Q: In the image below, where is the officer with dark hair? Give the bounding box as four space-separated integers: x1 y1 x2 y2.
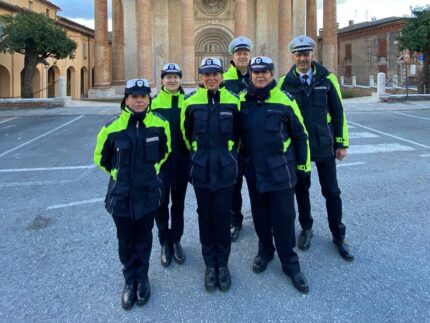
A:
240 56 311 293
278 35 354 261
94 79 171 309
223 36 253 241
181 57 240 293
152 63 188 267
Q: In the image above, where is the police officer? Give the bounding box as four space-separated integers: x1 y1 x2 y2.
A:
181 57 240 292
278 35 354 261
224 36 253 241
94 79 171 309
152 64 188 267
240 56 311 293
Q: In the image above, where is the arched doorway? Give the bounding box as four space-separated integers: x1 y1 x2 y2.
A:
195 25 234 81
47 65 60 98
0 65 11 98
80 67 88 97
67 66 76 98
20 67 41 98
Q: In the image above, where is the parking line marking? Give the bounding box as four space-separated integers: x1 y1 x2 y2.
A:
0 165 95 173
391 112 430 121
0 179 75 188
348 121 430 150
0 117 17 125
0 115 84 158
337 162 366 167
420 154 430 157
47 198 104 210
349 143 415 154
349 132 379 139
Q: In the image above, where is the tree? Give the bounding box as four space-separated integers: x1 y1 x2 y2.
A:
398 5 430 94
0 11 77 98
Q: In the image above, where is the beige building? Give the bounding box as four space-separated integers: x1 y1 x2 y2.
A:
91 0 338 98
0 0 96 99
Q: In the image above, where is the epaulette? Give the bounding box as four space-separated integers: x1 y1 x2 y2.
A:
151 111 167 121
225 88 239 99
185 90 197 99
281 90 296 101
104 115 120 127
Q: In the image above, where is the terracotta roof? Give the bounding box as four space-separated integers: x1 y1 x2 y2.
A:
37 0 60 10
57 16 94 37
338 17 406 34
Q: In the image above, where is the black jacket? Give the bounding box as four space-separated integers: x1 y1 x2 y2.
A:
223 62 250 95
94 107 171 220
239 83 311 193
278 62 349 161
181 86 240 192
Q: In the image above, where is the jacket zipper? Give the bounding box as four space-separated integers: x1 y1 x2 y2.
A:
280 122 292 187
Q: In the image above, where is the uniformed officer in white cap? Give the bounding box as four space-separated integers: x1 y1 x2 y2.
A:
278 35 354 262
181 56 240 293
224 36 253 242
240 55 311 293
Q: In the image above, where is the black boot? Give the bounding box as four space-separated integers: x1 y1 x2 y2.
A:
218 266 231 292
135 280 151 306
290 272 309 294
172 241 185 264
230 225 242 242
333 238 354 261
160 242 172 267
204 267 217 293
252 254 274 274
121 283 136 310
297 229 313 250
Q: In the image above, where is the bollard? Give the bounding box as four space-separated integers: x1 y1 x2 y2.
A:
340 76 344 86
352 76 356 86
377 73 385 97
369 75 375 87
57 76 66 98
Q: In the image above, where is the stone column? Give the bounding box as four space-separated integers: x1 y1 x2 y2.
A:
181 0 195 86
234 0 247 37
292 0 306 36
278 0 293 76
112 0 125 85
323 0 338 75
306 0 318 60
136 0 154 85
93 0 110 87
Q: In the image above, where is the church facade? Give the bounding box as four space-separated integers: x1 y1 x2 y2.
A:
91 0 338 97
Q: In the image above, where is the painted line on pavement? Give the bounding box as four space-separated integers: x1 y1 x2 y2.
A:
0 117 17 125
337 161 366 167
391 111 430 121
47 198 104 210
349 132 379 139
419 154 430 157
0 165 95 173
0 115 84 158
0 179 75 188
348 121 430 150
349 143 415 155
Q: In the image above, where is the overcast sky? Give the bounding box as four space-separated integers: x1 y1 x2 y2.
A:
52 0 429 31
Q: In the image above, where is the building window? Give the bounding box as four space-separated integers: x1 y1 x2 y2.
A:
82 42 88 59
377 39 387 58
345 66 352 78
345 43 352 60
46 9 50 17
29 1 33 10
